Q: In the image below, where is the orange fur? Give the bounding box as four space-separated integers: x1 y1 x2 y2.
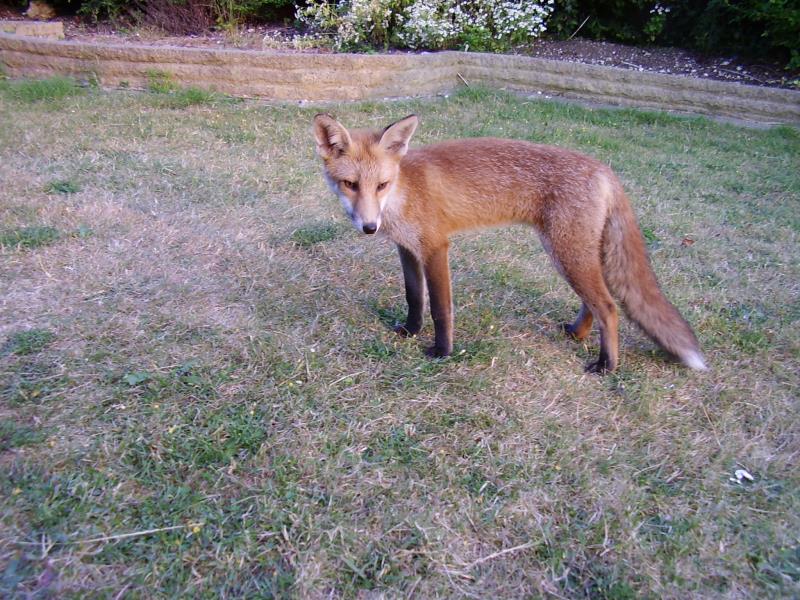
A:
313 114 706 372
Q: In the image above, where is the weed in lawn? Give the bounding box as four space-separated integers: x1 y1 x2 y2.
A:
1 328 55 356
145 69 179 94
44 179 80 194
0 226 60 249
640 225 661 247
85 70 101 89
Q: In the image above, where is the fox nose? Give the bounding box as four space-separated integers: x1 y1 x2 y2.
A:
362 222 378 235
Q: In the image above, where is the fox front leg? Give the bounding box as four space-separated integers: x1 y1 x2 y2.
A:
423 243 454 358
395 245 424 337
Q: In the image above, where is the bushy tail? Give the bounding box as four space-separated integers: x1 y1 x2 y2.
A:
602 186 707 370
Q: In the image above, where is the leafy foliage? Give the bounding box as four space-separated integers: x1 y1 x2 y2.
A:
550 0 800 70
687 0 800 70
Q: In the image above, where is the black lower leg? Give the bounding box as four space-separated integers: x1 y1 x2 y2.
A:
424 245 453 357
585 348 611 373
395 245 424 336
585 326 617 374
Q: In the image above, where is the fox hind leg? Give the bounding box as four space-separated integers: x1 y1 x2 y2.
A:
561 302 593 341
573 281 619 373
546 241 619 373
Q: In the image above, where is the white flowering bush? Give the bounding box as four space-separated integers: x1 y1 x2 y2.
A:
297 0 407 49
297 0 554 51
487 0 553 42
395 0 460 49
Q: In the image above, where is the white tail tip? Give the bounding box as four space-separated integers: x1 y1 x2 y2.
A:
682 350 708 371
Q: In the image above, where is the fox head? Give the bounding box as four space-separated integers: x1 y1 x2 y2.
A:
313 114 418 235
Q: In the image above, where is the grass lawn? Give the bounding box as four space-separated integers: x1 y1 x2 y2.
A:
1 77 798 598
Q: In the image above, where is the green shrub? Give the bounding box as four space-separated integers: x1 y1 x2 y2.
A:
549 0 653 44
550 0 800 71
685 0 800 71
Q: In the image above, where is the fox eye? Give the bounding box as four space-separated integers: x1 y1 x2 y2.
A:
377 181 389 192
342 180 358 191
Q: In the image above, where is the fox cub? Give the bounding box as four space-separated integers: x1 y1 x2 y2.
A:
313 113 706 373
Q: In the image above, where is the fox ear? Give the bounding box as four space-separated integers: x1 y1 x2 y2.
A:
313 114 352 159
379 114 418 157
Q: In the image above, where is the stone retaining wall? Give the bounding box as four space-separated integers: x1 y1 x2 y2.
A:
462 53 800 124
0 21 63 39
1 32 798 124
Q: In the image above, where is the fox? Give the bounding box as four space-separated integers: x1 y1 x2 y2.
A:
312 113 707 373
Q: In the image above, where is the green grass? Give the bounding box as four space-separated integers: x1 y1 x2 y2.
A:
145 69 179 94
144 70 226 108
1 329 55 356
0 226 60 249
0 76 83 102
290 221 348 247
0 419 46 451
148 86 228 110
45 179 80 194
1 83 798 598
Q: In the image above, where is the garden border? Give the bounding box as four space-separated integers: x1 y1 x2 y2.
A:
1 32 798 124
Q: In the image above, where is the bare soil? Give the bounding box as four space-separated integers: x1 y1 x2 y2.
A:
523 38 798 89
2 10 798 89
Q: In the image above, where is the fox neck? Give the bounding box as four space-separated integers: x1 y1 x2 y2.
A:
379 179 423 258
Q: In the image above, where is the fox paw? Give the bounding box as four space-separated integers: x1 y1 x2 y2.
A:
560 322 579 339
425 345 450 358
561 322 590 341
585 357 615 374
393 323 420 338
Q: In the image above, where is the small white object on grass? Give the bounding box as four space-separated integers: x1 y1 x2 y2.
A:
729 468 754 483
